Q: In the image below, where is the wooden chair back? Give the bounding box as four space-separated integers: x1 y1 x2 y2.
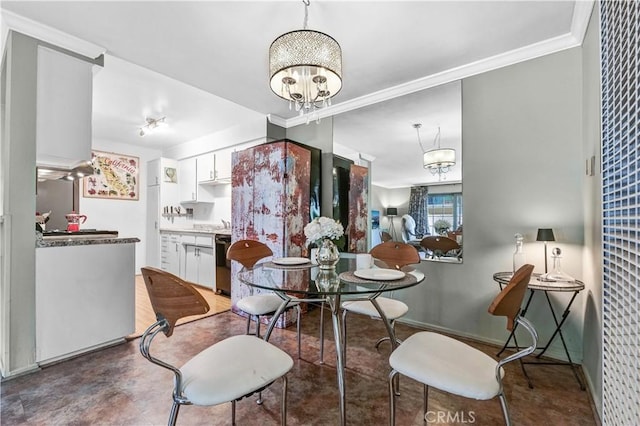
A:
370 241 420 270
488 264 534 331
420 235 460 254
380 231 392 242
227 239 273 268
140 267 210 337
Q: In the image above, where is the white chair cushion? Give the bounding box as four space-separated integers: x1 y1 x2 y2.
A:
236 294 285 316
342 297 408 320
180 335 294 406
389 332 504 400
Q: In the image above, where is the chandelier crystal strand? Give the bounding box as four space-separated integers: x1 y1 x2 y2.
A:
269 0 342 117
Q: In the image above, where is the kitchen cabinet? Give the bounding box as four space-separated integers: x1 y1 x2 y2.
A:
36 46 94 169
183 234 216 290
160 233 181 276
196 153 216 182
146 185 160 267
215 149 233 181
179 157 215 203
146 158 179 268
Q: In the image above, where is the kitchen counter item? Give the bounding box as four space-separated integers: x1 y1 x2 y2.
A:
65 211 87 231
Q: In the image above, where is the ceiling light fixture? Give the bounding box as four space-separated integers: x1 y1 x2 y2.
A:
139 116 166 137
269 0 342 120
415 123 456 181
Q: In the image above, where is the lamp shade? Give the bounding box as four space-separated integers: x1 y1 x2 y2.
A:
536 228 556 242
423 148 456 169
386 207 398 216
269 30 342 107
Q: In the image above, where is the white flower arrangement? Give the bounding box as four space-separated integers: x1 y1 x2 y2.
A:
304 216 344 247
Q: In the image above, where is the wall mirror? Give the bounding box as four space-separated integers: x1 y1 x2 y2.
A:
332 80 463 263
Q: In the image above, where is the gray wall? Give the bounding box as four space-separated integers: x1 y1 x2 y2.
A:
398 47 586 364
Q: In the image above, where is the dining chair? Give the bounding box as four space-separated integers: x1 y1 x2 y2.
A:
388 264 537 426
139 266 293 426
321 242 420 363
419 235 461 259
227 240 303 358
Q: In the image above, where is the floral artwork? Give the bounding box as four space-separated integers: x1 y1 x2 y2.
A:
83 150 139 200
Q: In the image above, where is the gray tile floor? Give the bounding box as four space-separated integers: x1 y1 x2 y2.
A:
1 308 597 425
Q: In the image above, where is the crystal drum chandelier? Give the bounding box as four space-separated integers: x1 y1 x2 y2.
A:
269 0 342 116
415 124 456 181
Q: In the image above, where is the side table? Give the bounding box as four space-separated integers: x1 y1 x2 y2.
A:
493 271 585 390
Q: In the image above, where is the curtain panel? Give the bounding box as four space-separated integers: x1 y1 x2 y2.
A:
408 186 429 236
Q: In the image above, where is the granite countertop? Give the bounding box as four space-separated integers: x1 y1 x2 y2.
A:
36 234 140 248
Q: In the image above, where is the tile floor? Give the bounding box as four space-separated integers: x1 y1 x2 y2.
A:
1 307 598 425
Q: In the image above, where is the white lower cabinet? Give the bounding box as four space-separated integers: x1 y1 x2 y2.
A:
160 233 181 276
161 231 216 289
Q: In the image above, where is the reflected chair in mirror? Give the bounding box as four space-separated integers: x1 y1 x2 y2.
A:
139 267 294 426
334 242 421 362
400 214 419 243
388 264 537 426
227 240 304 358
381 231 393 242
420 235 461 260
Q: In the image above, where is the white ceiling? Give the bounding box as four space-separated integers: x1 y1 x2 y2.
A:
1 1 590 187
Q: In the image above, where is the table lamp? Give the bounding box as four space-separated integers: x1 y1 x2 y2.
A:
536 228 555 273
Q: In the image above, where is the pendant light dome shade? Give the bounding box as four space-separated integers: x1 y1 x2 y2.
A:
269 29 342 112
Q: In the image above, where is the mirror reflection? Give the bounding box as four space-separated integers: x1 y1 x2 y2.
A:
332 80 462 263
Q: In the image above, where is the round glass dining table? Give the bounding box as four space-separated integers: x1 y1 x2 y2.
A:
238 257 425 426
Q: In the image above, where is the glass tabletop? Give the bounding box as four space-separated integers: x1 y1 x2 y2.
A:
238 257 424 296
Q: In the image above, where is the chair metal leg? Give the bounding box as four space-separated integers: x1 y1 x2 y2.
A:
319 303 325 364
231 400 236 425
389 370 399 426
245 315 252 335
281 375 288 426
168 402 180 426
296 305 302 359
423 384 429 423
498 392 512 426
256 316 261 339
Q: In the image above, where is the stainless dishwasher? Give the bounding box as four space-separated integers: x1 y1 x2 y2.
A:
214 234 231 296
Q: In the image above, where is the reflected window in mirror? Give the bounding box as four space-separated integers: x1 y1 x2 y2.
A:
427 193 462 237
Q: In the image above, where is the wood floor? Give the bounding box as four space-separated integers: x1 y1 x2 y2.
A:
130 274 231 338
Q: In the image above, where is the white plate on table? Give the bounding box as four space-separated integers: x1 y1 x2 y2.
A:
354 268 405 281
273 257 311 266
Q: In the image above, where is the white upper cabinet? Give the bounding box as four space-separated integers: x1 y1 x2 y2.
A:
215 149 232 181
36 46 94 169
196 153 216 182
179 157 214 203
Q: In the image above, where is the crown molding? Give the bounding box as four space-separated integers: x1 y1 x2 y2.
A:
570 1 596 45
284 2 594 129
1 10 105 58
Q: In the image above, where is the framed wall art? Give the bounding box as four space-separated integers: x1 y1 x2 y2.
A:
83 150 139 200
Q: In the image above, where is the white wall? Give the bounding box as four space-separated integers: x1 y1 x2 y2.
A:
79 139 161 272
579 7 602 417
395 47 586 363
